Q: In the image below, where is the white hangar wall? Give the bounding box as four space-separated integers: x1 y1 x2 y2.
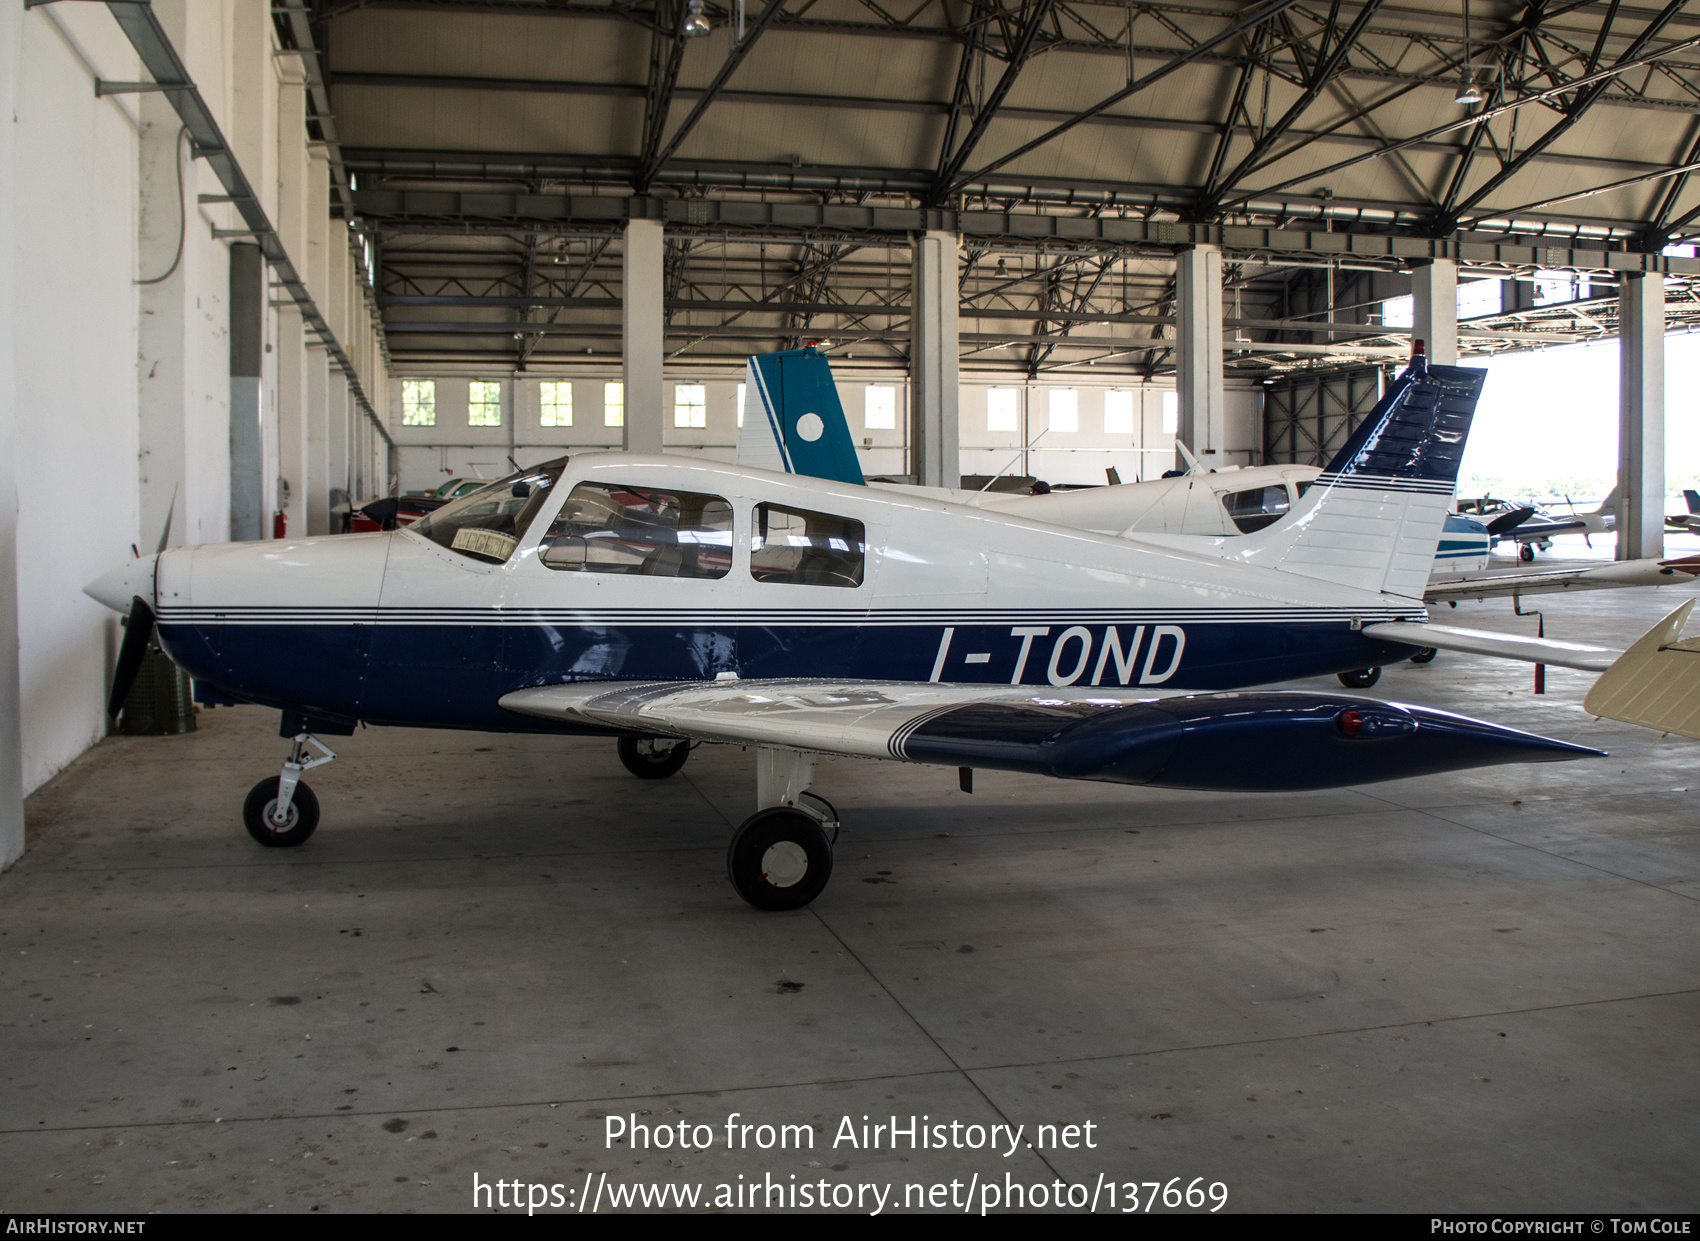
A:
386 368 1264 493
0 0 389 869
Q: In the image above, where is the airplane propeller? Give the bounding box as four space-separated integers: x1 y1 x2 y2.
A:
109 489 174 719
108 596 156 719
1484 506 1535 536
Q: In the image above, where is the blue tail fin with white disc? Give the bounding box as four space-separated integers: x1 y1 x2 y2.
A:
736 345 865 486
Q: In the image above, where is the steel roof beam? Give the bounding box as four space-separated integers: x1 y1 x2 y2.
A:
636 0 787 191
930 0 1058 204
1445 0 1691 229
948 0 1306 196
1198 0 1386 213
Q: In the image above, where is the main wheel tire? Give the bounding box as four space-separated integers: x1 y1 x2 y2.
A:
1337 667 1382 688
726 808 833 911
617 736 691 779
1519 543 1536 562
243 777 320 848
1409 647 1438 665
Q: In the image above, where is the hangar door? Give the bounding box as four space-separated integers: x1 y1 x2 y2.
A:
1262 367 1385 467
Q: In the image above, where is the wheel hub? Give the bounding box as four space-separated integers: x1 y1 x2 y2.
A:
761 840 810 888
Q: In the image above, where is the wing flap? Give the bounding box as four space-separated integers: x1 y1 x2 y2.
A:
1362 621 1617 671
1583 599 1700 739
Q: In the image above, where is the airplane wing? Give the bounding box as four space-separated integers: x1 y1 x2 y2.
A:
499 679 1595 791
1424 555 1700 603
1360 622 1618 671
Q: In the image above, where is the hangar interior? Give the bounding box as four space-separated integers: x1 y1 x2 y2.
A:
1 0 1698 1213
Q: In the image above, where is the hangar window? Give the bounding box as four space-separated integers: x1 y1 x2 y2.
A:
604 382 624 427
469 381 502 427
1047 388 1078 433
1104 389 1135 435
864 385 896 430
414 460 566 564
750 504 865 588
986 388 1018 432
539 482 732 578
1161 391 1178 434
402 380 436 427
674 384 707 428
540 381 572 427
737 383 746 428
1220 484 1291 533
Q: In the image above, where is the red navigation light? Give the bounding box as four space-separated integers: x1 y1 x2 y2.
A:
1412 338 1425 357
1337 709 1364 736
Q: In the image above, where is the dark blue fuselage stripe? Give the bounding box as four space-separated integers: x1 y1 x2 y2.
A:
159 619 1424 734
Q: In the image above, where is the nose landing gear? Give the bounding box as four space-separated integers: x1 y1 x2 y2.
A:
243 732 336 847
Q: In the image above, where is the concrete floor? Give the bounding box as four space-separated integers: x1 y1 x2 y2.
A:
3 568 1698 1214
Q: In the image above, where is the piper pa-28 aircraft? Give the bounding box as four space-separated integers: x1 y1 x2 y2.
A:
83 348 1692 911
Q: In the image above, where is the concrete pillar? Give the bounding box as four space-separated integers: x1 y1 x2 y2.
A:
327 378 350 519
305 350 330 536
304 150 331 535
1174 244 1224 470
1409 258 1458 366
276 307 309 539
0 0 24 870
622 217 665 453
910 230 961 488
1618 272 1665 561
229 243 265 541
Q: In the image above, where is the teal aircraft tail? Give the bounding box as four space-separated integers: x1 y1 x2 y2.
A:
736 345 865 486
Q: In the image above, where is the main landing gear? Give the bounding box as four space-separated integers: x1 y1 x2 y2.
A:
615 737 839 910
243 732 335 847
616 735 691 779
1337 667 1382 688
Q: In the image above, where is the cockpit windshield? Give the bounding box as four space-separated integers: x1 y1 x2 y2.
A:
412 458 567 564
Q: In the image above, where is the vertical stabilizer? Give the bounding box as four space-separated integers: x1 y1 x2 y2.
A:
735 346 865 485
1229 353 1485 600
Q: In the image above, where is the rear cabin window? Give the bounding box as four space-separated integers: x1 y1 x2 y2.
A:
750 504 865 588
539 482 732 578
1220 484 1291 533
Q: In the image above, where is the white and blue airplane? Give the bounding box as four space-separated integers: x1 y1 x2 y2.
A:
89 348 1655 911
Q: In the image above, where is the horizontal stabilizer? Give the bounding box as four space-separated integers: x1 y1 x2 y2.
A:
1424 556 1700 603
501 679 1598 791
1583 599 1700 738
1361 621 1617 671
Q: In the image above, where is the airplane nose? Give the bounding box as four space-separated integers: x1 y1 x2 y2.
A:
84 554 159 613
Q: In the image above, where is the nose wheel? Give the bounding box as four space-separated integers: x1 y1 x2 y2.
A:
243 731 335 847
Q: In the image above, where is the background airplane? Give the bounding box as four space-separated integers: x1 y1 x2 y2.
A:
740 349 1699 655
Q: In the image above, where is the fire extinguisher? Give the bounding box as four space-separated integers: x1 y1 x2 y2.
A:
273 511 287 539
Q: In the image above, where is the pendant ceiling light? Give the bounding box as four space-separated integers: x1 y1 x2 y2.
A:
683 0 711 38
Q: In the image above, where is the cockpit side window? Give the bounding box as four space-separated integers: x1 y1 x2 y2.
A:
413 459 566 563
538 482 732 578
750 504 865 587
1220 484 1291 534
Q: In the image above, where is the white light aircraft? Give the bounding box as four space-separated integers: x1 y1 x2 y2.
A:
88 349 1693 910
